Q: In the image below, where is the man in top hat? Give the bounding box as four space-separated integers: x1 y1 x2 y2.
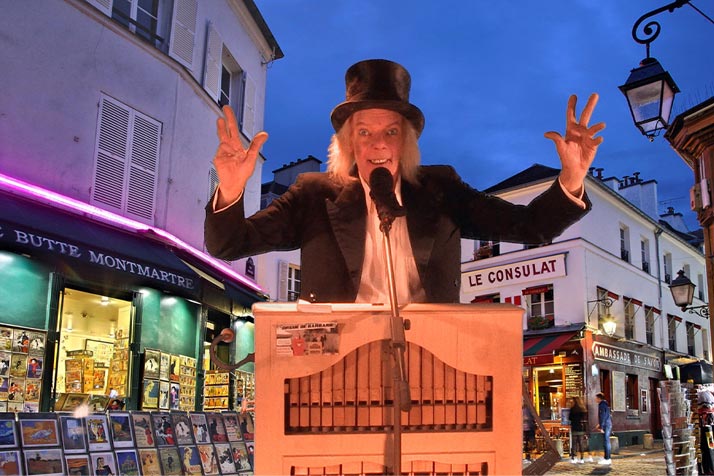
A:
205 59 604 304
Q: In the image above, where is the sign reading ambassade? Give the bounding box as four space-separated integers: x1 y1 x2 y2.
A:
462 253 567 293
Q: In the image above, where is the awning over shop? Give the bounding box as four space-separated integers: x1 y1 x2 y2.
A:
524 331 579 357
0 182 265 305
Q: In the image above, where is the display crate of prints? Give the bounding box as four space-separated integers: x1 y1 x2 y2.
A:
179 355 197 411
203 371 229 410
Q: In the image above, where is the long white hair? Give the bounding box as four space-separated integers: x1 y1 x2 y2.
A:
326 114 421 185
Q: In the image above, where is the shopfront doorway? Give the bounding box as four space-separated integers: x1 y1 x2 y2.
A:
52 288 135 409
534 365 564 421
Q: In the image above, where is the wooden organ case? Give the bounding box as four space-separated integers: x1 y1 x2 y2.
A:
253 302 523 475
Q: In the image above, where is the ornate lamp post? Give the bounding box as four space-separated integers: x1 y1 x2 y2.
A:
669 269 710 318
619 0 713 140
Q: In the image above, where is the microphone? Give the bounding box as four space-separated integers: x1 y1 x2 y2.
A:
369 167 405 227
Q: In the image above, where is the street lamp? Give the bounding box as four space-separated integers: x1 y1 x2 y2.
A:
619 57 679 141
618 0 693 140
669 269 710 318
587 298 617 337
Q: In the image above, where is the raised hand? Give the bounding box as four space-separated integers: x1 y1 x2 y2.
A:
544 93 605 195
213 105 269 207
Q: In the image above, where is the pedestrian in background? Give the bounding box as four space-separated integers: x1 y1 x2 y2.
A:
595 392 612 465
569 396 592 463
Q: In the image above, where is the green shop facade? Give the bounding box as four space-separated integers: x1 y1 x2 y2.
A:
0 181 264 413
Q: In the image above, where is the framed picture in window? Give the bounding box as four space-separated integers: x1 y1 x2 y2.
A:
641 389 649 413
84 340 113 365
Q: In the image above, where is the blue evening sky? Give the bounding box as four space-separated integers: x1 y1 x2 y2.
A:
255 0 714 230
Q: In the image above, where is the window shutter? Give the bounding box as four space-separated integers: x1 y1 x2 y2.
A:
168 0 197 69
278 260 288 301
126 113 161 222
241 73 256 138
92 95 161 224
85 0 113 16
202 22 222 101
92 97 130 214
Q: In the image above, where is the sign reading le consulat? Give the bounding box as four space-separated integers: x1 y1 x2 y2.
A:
462 253 567 293
592 341 662 372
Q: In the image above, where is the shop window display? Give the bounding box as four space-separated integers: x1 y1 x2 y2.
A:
53 289 133 410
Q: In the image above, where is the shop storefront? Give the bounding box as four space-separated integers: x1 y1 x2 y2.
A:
588 334 665 443
0 184 265 413
523 324 585 455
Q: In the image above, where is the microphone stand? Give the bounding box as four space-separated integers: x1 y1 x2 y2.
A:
378 213 411 476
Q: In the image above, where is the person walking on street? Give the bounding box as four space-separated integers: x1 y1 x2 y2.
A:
569 396 590 464
595 392 612 465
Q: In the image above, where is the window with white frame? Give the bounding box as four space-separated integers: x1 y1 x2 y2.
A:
91 95 161 224
704 329 710 360
645 307 655 346
86 0 197 68
687 322 696 356
112 0 162 44
620 226 630 262
640 238 650 273
667 315 677 351
278 261 301 302
624 300 635 340
663 253 672 284
203 23 256 138
596 287 613 332
475 240 500 259
698 274 706 301
527 286 554 329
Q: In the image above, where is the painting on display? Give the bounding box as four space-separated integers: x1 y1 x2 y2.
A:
130 412 155 448
115 449 141 476
108 412 134 448
0 450 21 475
59 415 87 454
64 453 91 475
86 414 112 452
159 353 170 382
19 414 60 447
143 349 160 380
24 448 64 476
158 446 182 475
170 413 193 446
89 451 117 476
179 445 202 474
138 448 161 475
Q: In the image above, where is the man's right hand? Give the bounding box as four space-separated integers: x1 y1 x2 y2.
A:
213 105 268 208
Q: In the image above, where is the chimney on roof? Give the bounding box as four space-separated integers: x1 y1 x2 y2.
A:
595 168 604 179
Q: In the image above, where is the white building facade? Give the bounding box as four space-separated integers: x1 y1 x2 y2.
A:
0 0 282 411
461 165 709 445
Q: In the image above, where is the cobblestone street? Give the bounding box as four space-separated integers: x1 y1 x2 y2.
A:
536 441 667 475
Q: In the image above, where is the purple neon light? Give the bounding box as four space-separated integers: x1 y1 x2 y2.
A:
0 172 265 294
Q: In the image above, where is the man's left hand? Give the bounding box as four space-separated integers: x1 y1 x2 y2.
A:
545 93 605 195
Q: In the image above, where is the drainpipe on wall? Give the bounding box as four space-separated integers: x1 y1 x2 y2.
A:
654 227 665 349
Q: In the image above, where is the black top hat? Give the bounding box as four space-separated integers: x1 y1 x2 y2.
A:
330 59 425 136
